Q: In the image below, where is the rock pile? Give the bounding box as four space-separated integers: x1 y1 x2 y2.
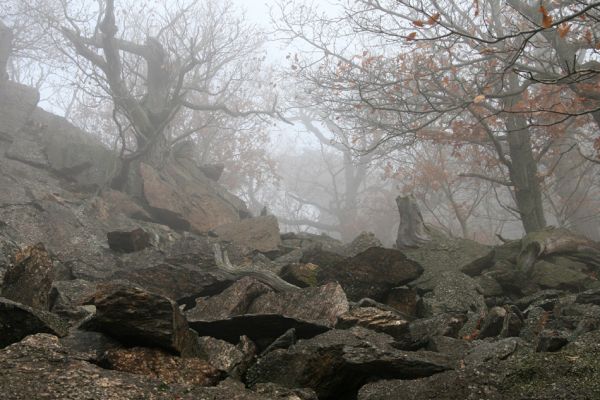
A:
1 81 600 399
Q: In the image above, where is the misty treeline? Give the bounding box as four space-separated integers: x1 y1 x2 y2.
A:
1 0 600 244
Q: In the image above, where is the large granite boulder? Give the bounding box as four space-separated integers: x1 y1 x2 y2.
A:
0 81 39 140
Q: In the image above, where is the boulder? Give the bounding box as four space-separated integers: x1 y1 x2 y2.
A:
213 215 282 253
247 282 349 328
49 279 97 321
186 276 273 321
318 247 423 302
343 231 382 256
101 347 222 385
109 262 232 305
59 329 122 363
107 228 151 253
187 279 348 349
0 81 39 139
336 307 410 339
139 162 242 233
1 243 55 310
197 335 256 379
80 283 200 357
418 272 486 318
406 313 468 348
279 263 320 288
530 260 591 290
0 298 68 348
535 329 569 352
246 327 451 399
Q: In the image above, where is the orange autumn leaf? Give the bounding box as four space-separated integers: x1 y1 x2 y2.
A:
585 29 593 44
428 13 441 25
539 5 553 28
596 42 600 50
557 23 571 38
412 20 424 27
406 32 417 41
473 94 486 104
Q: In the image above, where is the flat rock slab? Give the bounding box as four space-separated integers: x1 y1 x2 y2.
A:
0 297 68 348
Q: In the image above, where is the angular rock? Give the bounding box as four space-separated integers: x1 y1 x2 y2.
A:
343 231 382 256
319 247 423 302
199 163 225 181
49 279 97 321
110 262 232 306
247 282 349 328
187 279 347 349
418 272 486 318
197 335 256 379
107 228 151 253
80 283 200 356
407 313 468 348
1 243 54 310
0 297 68 348
530 260 590 290
279 263 320 288
59 329 122 363
478 306 507 339
187 276 273 321
464 337 521 365
385 286 418 317
246 327 451 399
535 329 569 352
336 307 410 340
139 162 241 232
102 347 222 385
213 215 282 253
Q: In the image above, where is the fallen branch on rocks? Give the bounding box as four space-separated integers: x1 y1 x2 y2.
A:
212 244 300 292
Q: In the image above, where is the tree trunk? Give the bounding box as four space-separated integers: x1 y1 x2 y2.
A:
396 195 431 249
504 76 547 233
0 20 11 81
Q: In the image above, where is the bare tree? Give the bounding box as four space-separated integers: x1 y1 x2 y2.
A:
11 0 285 195
275 0 600 234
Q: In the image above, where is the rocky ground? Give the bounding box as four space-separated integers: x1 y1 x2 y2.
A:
2 81 600 399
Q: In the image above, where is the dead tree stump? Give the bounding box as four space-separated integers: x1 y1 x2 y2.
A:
395 194 431 249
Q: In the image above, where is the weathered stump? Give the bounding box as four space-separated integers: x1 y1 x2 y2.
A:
395 195 431 249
